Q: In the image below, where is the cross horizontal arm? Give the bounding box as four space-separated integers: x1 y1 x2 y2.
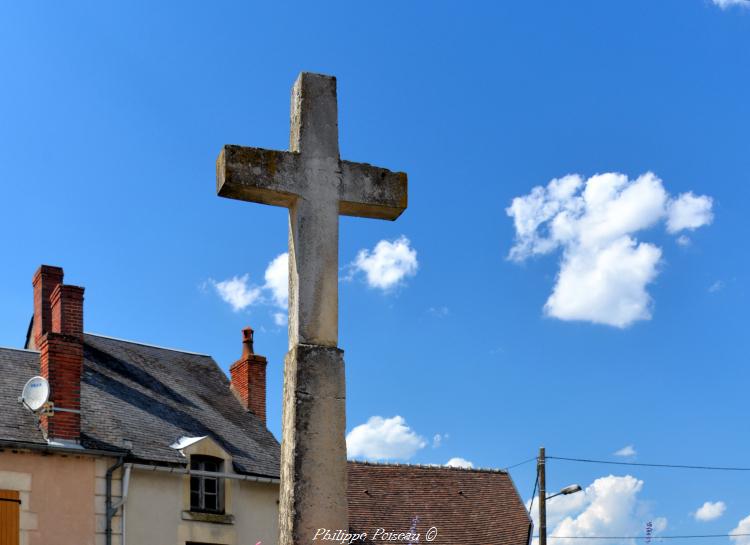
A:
339 161 408 220
217 145 302 207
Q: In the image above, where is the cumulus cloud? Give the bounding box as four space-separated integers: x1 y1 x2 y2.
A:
352 236 418 290
527 475 667 545
713 0 750 8
544 237 662 327
694 501 726 522
211 274 262 312
209 253 289 323
667 192 714 233
446 457 473 468
614 445 637 457
346 416 427 461
507 172 713 327
731 514 750 545
264 252 288 308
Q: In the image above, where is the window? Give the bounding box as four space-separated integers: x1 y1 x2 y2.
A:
190 456 224 513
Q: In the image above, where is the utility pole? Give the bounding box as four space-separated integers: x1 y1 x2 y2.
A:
539 446 547 545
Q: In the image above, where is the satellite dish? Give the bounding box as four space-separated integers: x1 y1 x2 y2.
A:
21 376 49 411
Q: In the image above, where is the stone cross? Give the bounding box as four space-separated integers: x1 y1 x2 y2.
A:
216 72 408 545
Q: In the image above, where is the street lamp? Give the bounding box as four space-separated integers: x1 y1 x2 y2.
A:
546 484 583 501
538 448 583 545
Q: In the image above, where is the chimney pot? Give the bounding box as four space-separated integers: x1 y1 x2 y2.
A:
230 326 267 424
32 265 64 346
242 327 254 357
51 284 85 339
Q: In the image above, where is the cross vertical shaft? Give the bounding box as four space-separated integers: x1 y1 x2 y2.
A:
287 73 341 347
282 74 346 543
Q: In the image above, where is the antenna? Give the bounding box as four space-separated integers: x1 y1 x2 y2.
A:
19 376 50 412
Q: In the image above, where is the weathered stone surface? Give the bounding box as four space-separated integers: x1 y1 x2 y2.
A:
217 146 301 207
217 148 408 221
215 72 409 545
339 160 408 220
279 344 347 545
290 73 339 159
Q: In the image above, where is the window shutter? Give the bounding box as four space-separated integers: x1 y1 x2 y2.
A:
0 490 20 545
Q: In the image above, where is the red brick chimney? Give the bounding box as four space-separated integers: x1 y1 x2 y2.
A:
229 327 267 424
32 265 63 348
32 265 85 442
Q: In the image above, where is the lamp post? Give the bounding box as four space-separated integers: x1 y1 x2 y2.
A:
538 447 582 545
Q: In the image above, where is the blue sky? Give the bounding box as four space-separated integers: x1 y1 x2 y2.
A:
1 1 749 543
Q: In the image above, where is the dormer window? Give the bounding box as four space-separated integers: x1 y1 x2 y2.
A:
190 455 224 513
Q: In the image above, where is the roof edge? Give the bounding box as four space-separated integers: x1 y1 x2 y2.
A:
346 459 509 474
0 439 125 458
130 459 279 480
0 345 40 354
85 332 212 357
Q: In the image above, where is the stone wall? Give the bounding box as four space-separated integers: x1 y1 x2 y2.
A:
0 449 99 545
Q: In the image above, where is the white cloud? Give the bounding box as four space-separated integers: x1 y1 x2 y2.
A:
709 280 725 293
211 274 262 312
713 0 750 9
428 306 450 317
507 172 713 328
544 237 662 327
352 236 418 290
527 475 667 545
446 457 473 468
667 192 714 233
346 416 427 461
731 514 750 545
694 501 726 522
210 252 289 321
614 445 637 457
264 252 288 308
432 434 443 448
677 235 692 247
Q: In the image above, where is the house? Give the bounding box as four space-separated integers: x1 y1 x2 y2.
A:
1 265 279 545
0 265 531 545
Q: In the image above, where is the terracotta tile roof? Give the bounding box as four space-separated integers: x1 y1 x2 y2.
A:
347 461 532 545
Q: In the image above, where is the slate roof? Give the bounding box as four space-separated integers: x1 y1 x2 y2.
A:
0 346 48 446
0 333 280 478
347 461 532 545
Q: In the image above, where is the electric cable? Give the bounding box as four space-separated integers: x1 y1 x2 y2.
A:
547 456 750 472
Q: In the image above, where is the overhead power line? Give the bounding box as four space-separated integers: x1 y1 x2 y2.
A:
532 533 750 540
548 456 750 472
505 456 538 471
528 470 539 515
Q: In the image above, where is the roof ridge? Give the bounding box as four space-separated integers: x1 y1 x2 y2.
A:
0 345 40 354
85 332 212 357
347 459 508 474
